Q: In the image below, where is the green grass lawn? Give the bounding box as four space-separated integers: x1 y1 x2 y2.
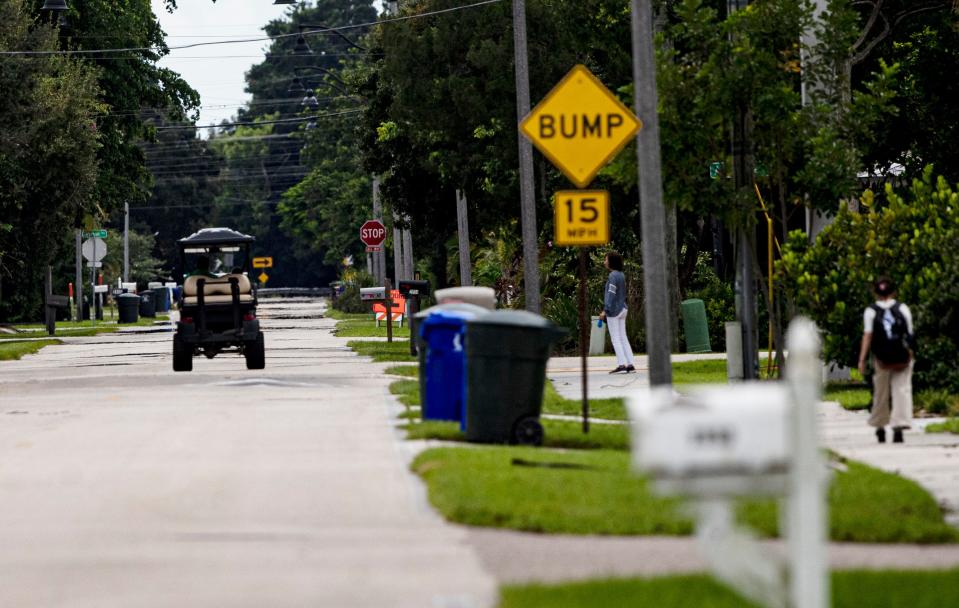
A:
335 318 411 338
671 359 873 411
412 447 958 543
390 379 419 407
823 383 872 410
406 419 630 450
672 358 727 384
346 340 416 362
926 418 959 434
412 447 689 535
0 340 61 361
3 313 167 340
500 570 959 608
322 309 367 321
542 381 626 419
384 364 418 377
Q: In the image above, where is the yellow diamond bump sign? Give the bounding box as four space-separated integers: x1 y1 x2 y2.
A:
521 65 641 188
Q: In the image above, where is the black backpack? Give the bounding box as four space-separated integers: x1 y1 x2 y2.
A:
869 303 914 366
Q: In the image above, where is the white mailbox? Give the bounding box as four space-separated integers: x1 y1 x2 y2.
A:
627 384 791 497
360 286 387 301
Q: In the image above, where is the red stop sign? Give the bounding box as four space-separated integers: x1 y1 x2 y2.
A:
360 220 387 246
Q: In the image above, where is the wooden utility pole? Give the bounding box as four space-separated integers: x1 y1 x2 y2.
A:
372 176 386 285
392 212 404 283
402 223 414 281
631 0 673 386
512 0 540 313
728 0 758 380
455 190 473 286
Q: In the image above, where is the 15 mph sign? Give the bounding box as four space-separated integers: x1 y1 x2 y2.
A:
521 65 641 188
360 220 386 252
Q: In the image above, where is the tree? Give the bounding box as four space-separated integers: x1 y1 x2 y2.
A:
33 0 204 214
780 168 959 391
856 8 959 183
0 0 101 320
214 0 377 286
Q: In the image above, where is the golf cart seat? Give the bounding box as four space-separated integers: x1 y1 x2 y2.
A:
182 274 254 306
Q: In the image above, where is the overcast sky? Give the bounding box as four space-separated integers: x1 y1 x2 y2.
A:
151 0 296 130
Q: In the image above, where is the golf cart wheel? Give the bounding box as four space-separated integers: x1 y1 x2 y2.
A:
245 332 265 370
512 416 544 446
172 335 193 372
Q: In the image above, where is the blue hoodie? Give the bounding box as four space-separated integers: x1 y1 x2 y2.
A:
604 270 627 317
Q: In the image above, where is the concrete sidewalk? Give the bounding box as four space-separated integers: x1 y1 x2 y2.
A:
547 353 725 399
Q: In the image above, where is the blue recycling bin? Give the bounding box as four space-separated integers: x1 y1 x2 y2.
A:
420 311 478 426
153 286 171 313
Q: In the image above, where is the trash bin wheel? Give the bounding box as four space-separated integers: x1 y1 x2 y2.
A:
172 334 193 372
512 416 544 446
245 332 265 370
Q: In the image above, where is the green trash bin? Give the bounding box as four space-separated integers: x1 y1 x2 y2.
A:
681 298 711 353
464 310 566 446
414 303 489 412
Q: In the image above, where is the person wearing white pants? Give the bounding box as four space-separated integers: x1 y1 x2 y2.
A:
598 251 635 373
858 276 915 444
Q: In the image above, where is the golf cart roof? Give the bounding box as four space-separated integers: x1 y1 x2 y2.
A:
178 227 255 247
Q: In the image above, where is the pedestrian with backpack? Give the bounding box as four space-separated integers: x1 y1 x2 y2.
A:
857 277 916 443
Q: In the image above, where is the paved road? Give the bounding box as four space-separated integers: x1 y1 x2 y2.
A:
0 298 495 608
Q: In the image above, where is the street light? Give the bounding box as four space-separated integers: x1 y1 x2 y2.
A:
300 89 319 110
287 77 307 95
41 0 69 11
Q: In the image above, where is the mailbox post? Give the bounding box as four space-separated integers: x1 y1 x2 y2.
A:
627 317 827 608
360 283 393 343
398 279 430 355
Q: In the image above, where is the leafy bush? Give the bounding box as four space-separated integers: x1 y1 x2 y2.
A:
332 269 375 314
915 389 954 416
780 168 959 391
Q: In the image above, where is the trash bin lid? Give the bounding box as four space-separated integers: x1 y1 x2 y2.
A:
117 293 139 301
414 303 489 320
467 310 557 329
434 286 496 310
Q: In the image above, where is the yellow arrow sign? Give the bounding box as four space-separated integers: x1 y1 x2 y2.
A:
553 190 610 247
258 272 269 284
253 256 273 268
521 65 641 188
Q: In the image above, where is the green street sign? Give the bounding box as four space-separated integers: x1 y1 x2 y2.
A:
709 162 723 180
82 229 107 238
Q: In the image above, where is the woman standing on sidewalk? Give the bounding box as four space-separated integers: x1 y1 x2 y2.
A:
598 251 635 374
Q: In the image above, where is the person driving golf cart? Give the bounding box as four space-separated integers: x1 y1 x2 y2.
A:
172 228 264 372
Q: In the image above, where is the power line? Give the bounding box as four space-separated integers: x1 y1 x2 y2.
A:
131 199 288 211
152 108 364 130
0 0 504 56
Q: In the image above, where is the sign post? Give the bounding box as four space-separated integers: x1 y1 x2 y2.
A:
81 236 107 328
521 65 634 434
553 191 610 433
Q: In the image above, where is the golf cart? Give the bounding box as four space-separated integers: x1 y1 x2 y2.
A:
172 227 264 371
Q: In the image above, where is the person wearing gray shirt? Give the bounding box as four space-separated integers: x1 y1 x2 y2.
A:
598 251 635 374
